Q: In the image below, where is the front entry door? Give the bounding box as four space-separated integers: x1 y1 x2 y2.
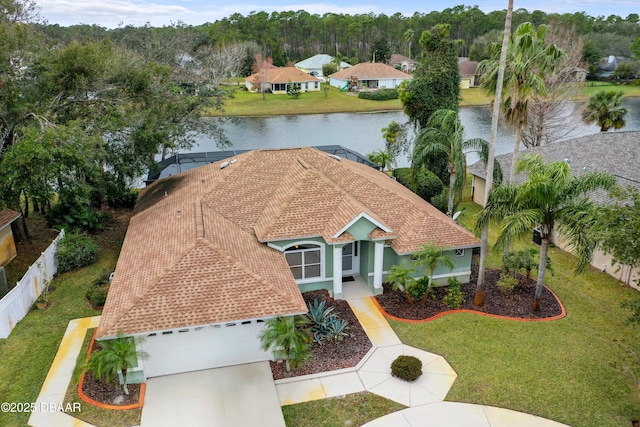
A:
342 242 360 275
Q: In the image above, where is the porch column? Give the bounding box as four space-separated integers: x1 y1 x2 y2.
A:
373 241 384 292
332 244 344 299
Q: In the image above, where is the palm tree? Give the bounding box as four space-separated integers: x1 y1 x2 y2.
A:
404 28 415 59
386 263 417 304
475 153 616 311
479 22 565 181
85 334 149 395
367 149 395 172
581 90 627 132
412 109 498 217
411 243 455 302
476 0 513 307
259 316 312 372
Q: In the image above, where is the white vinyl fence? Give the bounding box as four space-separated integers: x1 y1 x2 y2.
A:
0 229 65 338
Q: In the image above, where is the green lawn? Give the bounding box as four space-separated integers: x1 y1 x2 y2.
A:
0 251 114 427
213 82 640 117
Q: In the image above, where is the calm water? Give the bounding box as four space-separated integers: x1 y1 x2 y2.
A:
190 98 640 167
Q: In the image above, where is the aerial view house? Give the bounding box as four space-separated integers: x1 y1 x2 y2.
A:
388 54 418 73
468 131 640 286
97 147 478 379
328 62 413 90
0 209 21 267
245 67 322 94
294 54 351 77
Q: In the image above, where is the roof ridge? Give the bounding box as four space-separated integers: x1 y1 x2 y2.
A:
98 240 203 337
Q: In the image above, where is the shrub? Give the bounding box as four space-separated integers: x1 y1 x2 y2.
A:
442 280 465 309
305 299 349 344
358 88 398 101
430 188 458 215
86 275 110 308
56 233 99 273
47 205 111 234
391 355 422 382
393 167 443 202
496 273 518 294
409 276 431 301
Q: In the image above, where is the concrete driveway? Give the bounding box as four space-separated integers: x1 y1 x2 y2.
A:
141 362 285 427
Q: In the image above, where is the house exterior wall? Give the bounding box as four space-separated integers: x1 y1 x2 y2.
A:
471 175 488 206
329 77 348 89
0 225 17 267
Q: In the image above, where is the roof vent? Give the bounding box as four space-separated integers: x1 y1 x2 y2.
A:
164 191 168 197
220 161 229 169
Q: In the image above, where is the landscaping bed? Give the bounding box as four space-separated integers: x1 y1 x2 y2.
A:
376 266 563 321
270 290 372 380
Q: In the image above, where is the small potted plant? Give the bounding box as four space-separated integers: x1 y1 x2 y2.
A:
35 294 48 310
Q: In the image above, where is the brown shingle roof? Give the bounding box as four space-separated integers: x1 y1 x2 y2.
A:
246 67 321 84
98 147 477 338
0 209 20 230
458 60 478 77
329 62 413 80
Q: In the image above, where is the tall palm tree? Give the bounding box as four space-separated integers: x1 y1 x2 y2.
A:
412 109 498 217
475 153 616 312
85 334 148 395
367 149 395 172
479 22 566 181
476 0 513 307
581 90 628 132
404 28 415 59
259 316 311 372
411 243 455 302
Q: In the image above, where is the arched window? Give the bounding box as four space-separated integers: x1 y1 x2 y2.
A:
284 244 321 280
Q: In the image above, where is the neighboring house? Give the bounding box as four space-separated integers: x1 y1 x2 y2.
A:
328 62 413 90
572 67 588 82
596 56 633 78
97 147 478 379
0 209 21 267
294 54 351 77
245 67 322 94
388 54 418 73
458 59 479 89
468 131 640 287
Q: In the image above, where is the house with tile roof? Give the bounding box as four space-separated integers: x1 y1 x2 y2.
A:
0 209 21 267
468 131 640 287
294 54 351 77
245 67 322 94
328 62 412 90
98 147 478 379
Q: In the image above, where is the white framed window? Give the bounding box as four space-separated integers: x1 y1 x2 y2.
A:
285 244 322 280
454 248 464 257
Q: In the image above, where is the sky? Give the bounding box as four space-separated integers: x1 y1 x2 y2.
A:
35 0 639 29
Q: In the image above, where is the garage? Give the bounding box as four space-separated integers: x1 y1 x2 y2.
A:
139 319 271 378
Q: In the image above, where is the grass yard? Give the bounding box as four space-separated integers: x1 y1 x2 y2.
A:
282 392 406 427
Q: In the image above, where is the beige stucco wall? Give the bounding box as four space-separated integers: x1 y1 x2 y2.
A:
0 226 17 267
471 175 487 206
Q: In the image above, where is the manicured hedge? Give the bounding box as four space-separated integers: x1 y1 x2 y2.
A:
393 167 443 203
357 89 398 100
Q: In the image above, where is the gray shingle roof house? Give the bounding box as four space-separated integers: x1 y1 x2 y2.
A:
468 131 640 286
98 147 478 379
294 54 351 77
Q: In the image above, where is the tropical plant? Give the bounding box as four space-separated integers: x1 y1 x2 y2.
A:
286 81 301 98
84 333 148 395
404 28 415 59
259 316 312 372
412 109 500 217
442 280 465 309
367 149 395 172
304 299 349 344
411 243 455 302
496 274 518 294
581 90 628 132
475 153 616 311
479 22 566 180
386 263 417 304
408 276 431 302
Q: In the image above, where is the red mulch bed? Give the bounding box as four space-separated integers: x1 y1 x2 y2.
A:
270 290 372 380
375 266 563 321
81 342 141 406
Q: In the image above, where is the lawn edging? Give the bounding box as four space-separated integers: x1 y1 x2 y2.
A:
371 285 566 324
77 329 146 410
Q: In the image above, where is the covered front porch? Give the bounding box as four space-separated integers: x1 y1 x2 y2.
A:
331 240 386 299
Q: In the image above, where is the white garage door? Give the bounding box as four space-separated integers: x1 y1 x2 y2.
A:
140 320 271 378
